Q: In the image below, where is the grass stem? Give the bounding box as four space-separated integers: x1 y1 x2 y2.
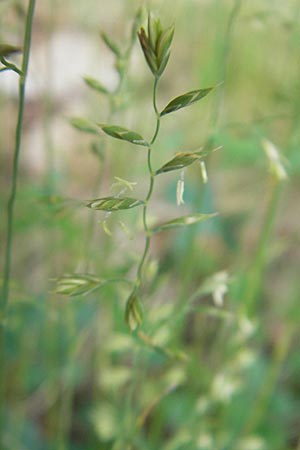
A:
0 0 36 443
135 78 160 288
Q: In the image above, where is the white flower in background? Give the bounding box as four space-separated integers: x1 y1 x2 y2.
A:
262 138 288 181
212 271 229 307
176 170 185 205
211 372 240 402
196 271 230 307
212 282 227 307
200 160 208 184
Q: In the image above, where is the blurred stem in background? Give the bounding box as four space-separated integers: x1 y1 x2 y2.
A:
243 325 293 435
43 0 57 195
0 0 36 443
229 2 300 446
54 11 142 449
242 180 282 316
99 60 161 449
241 0 300 317
56 303 75 450
1 0 36 324
83 9 141 269
209 0 242 136
176 0 242 325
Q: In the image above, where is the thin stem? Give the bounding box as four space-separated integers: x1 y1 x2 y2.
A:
135 78 160 287
0 0 36 442
242 328 293 435
152 77 159 117
243 182 282 315
1 0 35 312
150 118 160 147
43 0 57 195
240 4 300 314
136 236 151 284
175 0 242 323
56 303 74 450
209 0 242 134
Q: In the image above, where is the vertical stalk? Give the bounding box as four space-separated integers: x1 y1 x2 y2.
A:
56 303 74 450
0 0 36 442
135 77 160 288
43 0 57 195
241 0 300 317
209 0 242 133
122 77 160 448
176 0 242 318
243 181 282 315
83 21 139 268
229 3 300 447
79 16 143 449
243 327 293 435
2 0 36 309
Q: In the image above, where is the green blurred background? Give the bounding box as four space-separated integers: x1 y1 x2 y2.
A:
1 0 300 449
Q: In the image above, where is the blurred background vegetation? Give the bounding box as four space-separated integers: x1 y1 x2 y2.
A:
1 0 300 449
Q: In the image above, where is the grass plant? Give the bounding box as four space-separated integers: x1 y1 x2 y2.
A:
57 13 218 333
0 0 36 444
0 1 299 449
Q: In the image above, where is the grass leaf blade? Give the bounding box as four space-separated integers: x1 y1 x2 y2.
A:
98 124 149 147
70 117 99 134
160 88 214 117
151 212 218 233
